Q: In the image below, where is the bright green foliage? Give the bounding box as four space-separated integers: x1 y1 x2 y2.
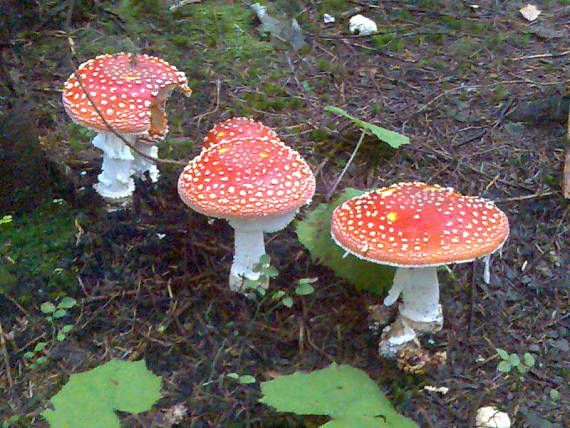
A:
24 296 77 367
295 278 317 295
42 359 162 428
244 254 279 295
296 188 394 293
259 364 419 427
496 348 535 375
324 106 410 148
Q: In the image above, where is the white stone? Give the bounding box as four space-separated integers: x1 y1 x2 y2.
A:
349 15 378 35
476 406 511 428
323 13 335 24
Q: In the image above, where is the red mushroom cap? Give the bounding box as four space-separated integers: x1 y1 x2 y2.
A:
62 53 191 141
331 182 509 267
178 136 315 219
202 117 279 150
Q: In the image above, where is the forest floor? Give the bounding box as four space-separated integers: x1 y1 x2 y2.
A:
0 0 568 427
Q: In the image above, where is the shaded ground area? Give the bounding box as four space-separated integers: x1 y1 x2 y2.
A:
1 0 568 427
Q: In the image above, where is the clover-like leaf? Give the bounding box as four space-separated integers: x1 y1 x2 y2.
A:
58 297 77 309
523 353 535 368
42 359 162 428
509 354 520 366
495 348 509 361
296 188 394 293
40 302 56 314
259 364 418 427
325 106 410 148
497 361 512 373
295 281 315 296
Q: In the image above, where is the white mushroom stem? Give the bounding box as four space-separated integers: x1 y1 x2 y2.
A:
384 267 442 325
380 267 443 357
228 211 298 293
131 141 160 183
92 132 160 202
229 227 267 292
92 132 135 200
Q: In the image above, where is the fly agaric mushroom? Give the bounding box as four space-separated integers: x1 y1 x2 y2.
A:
330 182 509 357
178 135 315 292
202 117 278 151
62 53 191 205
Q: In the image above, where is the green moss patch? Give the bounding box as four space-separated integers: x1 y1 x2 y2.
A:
0 200 78 303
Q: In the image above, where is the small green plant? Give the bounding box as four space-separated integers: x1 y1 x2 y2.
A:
245 257 317 314
1 415 20 428
0 215 12 225
42 359 161 428
23 297 77 367
227 372 257 384
295 277 317 296
496 348 535 375
259 364 419 427
244 254 279 295
549 388 559 403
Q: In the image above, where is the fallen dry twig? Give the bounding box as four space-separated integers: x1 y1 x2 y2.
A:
562 104 570 199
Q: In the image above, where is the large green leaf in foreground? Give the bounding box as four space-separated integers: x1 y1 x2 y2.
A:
296 188 394 293
259 364 419 427
42 359 161 428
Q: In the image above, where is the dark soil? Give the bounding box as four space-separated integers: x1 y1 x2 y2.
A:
1 1 568 427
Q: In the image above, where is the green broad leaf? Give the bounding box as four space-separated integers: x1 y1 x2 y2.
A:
497 361 512 373
56 332 66 341
295 282 315 296
227 373 240 379
239 375 257 384
23 352 35 359
52 309 68 319
34 342 47 352
112 360 162 413
323 415 411 428
58 297 77 309
0 215 12 225
495 348 509 361
549 389 559 401
509 354 520 366
259 364 418 427
61 325 74 333
523 353 535 368
324 106 410 148
281 297 294 308
272 290 287 300
264 266 279 278
40 302 56 314
42 359 162 428
296 188 394 293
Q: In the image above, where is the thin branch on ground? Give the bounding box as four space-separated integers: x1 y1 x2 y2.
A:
325 129 366 200
511 50 570 61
